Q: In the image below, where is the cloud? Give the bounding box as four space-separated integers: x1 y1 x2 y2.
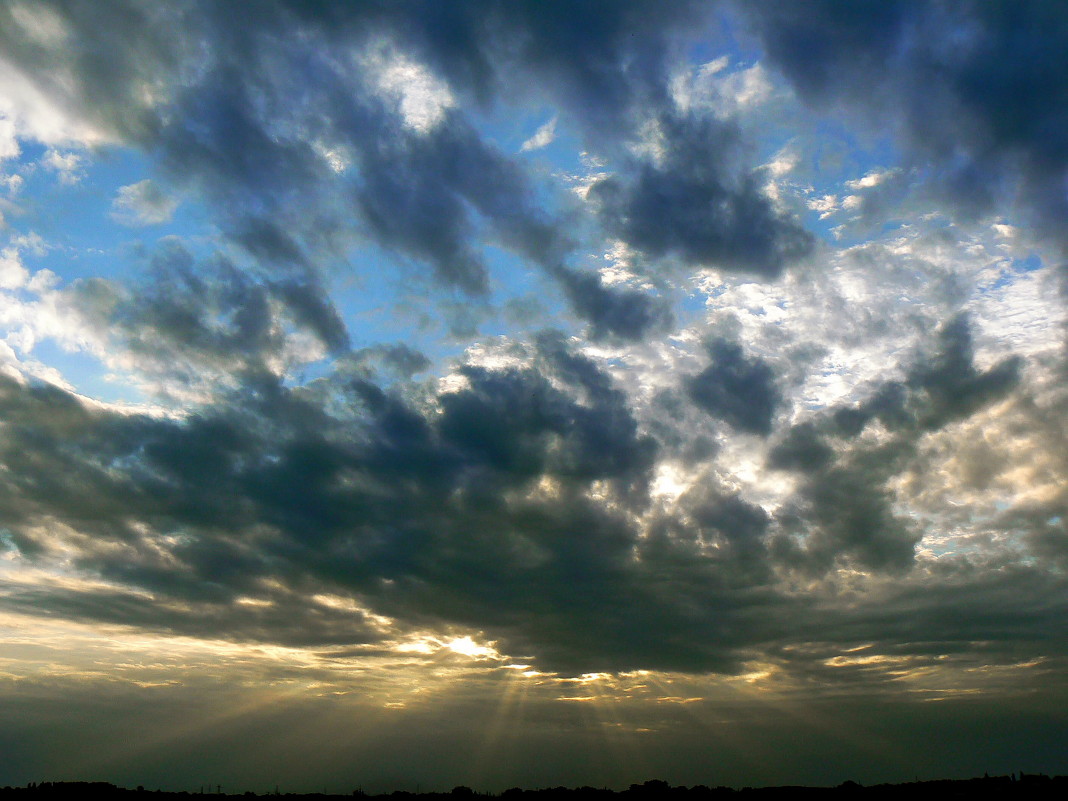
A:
521 116 557 152
361 44 456 134
0 337 688 672
0 244 29 289
767 422 833 473
672 59 774 118
0 115 18 161
589 112 813 276
41 148 85 184
110 180 178 226
905 312 1022 431
770 313 1024 574
66 237 348 400
1 299 1048 679
743 0 1068 253
551 263 673 341
0 0 777 339
686 337 780 435
2 0 1068 729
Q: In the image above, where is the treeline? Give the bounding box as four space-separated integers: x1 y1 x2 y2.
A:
3 775 1067 801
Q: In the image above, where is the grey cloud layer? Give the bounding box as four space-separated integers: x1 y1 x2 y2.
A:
3 0 1068 689
1 334 770 673
3 311 1065 677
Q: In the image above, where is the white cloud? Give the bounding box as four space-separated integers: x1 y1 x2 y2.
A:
845 168 899 190
0 115 18 161
0 246 28 289
598 240 655 290
520 115 557 152
764 146 799 177
0 232 42 291
807 194 838 218
41 148 86 184
561 151 610 200
362 46 455 134
11 230 46 256
110 179 179 227
992 222 1017 240
1 172 23 194
312 140 352 174
0 58 106 148
672 59 773 117
970 260 1063 363
0 233 115 387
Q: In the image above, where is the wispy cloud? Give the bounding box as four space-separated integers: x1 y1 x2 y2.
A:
521 115 557 151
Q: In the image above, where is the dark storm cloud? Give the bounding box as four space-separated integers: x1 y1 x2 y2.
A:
685 338 780 435
906 313 1022 430
743 0 1068 251
1 338 757 673
776 446 921 573
766 562 1068 676
1004 504 1068 570
550 264 674 341
0 584 385 648
343 343 431 381
589 113 814 276
0 330 806 673
271 280 350 354
344 113 571 298
0 313 1059 678
643 481 775 593
767 421 833 473
831 313 1022 439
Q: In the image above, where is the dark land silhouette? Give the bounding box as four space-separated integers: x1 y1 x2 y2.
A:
4 775 1067 801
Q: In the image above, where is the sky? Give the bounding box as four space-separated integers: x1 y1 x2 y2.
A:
1 0 1068 793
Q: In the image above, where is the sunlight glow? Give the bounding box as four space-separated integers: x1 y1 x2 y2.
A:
446 636 499 659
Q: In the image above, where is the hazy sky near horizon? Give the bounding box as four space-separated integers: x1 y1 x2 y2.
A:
2 0 1068 792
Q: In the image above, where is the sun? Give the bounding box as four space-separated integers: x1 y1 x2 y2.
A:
446 636 500 659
